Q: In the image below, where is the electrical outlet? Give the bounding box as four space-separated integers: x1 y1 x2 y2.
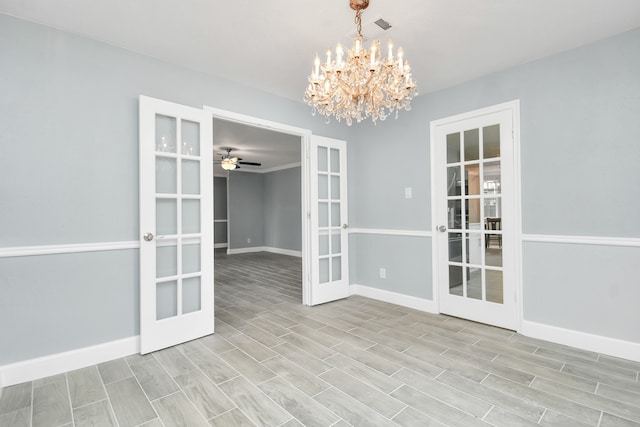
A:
404 187 412 199
247 238 251 244
379 267 386 279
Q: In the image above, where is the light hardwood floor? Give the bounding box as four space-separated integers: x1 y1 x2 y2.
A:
1 250 639 426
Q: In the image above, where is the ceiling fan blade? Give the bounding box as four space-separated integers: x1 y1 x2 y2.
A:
238 161 261 166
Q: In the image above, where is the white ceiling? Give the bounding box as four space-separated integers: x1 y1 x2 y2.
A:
212 119 301 176
3 0 640 170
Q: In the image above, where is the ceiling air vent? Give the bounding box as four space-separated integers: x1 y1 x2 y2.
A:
374 18 392 31
345 16 394 44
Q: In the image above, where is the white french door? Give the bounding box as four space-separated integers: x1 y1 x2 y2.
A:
139 95 214 354
431 101 520 330
309 135 350 305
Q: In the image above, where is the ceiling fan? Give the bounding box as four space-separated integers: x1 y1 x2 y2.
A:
215 148 261 171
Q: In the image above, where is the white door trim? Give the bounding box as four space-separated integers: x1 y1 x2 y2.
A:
202 106 314 306
429 100 523 331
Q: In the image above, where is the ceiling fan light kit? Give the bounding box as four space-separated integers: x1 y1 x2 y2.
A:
216 148 261 171
304 0 418 125
220 158 237 170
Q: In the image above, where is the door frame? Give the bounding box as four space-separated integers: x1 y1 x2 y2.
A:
203 106 315 306
429 100 523 331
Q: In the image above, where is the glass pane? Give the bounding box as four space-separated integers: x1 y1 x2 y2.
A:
182 199 200 234
331 230 341 255
446 132 461 164
156 244 177 278
182 243 201 274
466 232 482 265
447 166 461 196
483 161 501 195
319 232 329 256
485 217 502 249
449 265 463 296
183 277 201 314
318 174 328 199
467 267 482 300
486 269 503 304
331 176 340 199
464 164 480 195
484 197 502 219
156 158 177 194
483 124 500 158
157 199 177 235
330 148 340 173
156 115 176 153
318 202 328 227
485 245 503 267
318 147 328 172
319 258 330 283
465 198 481 229
181 120 200 156
464 128 480 161
332 256 341 281
331 203 340 227
447 199 462 229
157 280 177 320
448 232 462 262
182 160 200 195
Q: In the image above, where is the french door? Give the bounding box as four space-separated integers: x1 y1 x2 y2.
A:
309 135 350 305
431 101 520 330
139 96 214 354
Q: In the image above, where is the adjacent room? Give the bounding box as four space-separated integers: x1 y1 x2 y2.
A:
1 1 639 426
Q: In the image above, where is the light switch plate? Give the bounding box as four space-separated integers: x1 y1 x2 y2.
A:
404 187 412 199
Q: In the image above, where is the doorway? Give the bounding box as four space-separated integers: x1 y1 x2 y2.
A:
211 117 304 308
430 101 521 330
204 106 351 307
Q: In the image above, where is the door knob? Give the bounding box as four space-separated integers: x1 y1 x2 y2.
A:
143 232 154 241
437 225 447 233
342 224 349 229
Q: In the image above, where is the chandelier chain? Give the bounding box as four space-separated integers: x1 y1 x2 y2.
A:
355 10 362 36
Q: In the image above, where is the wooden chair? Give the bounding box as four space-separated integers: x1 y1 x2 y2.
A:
485 217 502 248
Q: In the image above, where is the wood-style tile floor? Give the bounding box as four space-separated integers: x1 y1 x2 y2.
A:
1 250 639 426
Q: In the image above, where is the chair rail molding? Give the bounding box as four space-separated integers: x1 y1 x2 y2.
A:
348 228 432 237
0 241 140 258
521 233 640 247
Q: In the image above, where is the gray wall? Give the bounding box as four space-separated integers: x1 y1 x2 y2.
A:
348 27 640 342
264 167 302 252
228 172 265 249
0 250 138 363
227 168 302 252
214 177 228 245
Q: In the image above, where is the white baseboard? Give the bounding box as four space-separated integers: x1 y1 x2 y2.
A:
214 243 228 249
227 246 302 257
350 284 437 313
0 336 139 387
520 320 640 363
265 247 302 258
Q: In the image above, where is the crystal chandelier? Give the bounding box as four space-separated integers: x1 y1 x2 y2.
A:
304 0 418 125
